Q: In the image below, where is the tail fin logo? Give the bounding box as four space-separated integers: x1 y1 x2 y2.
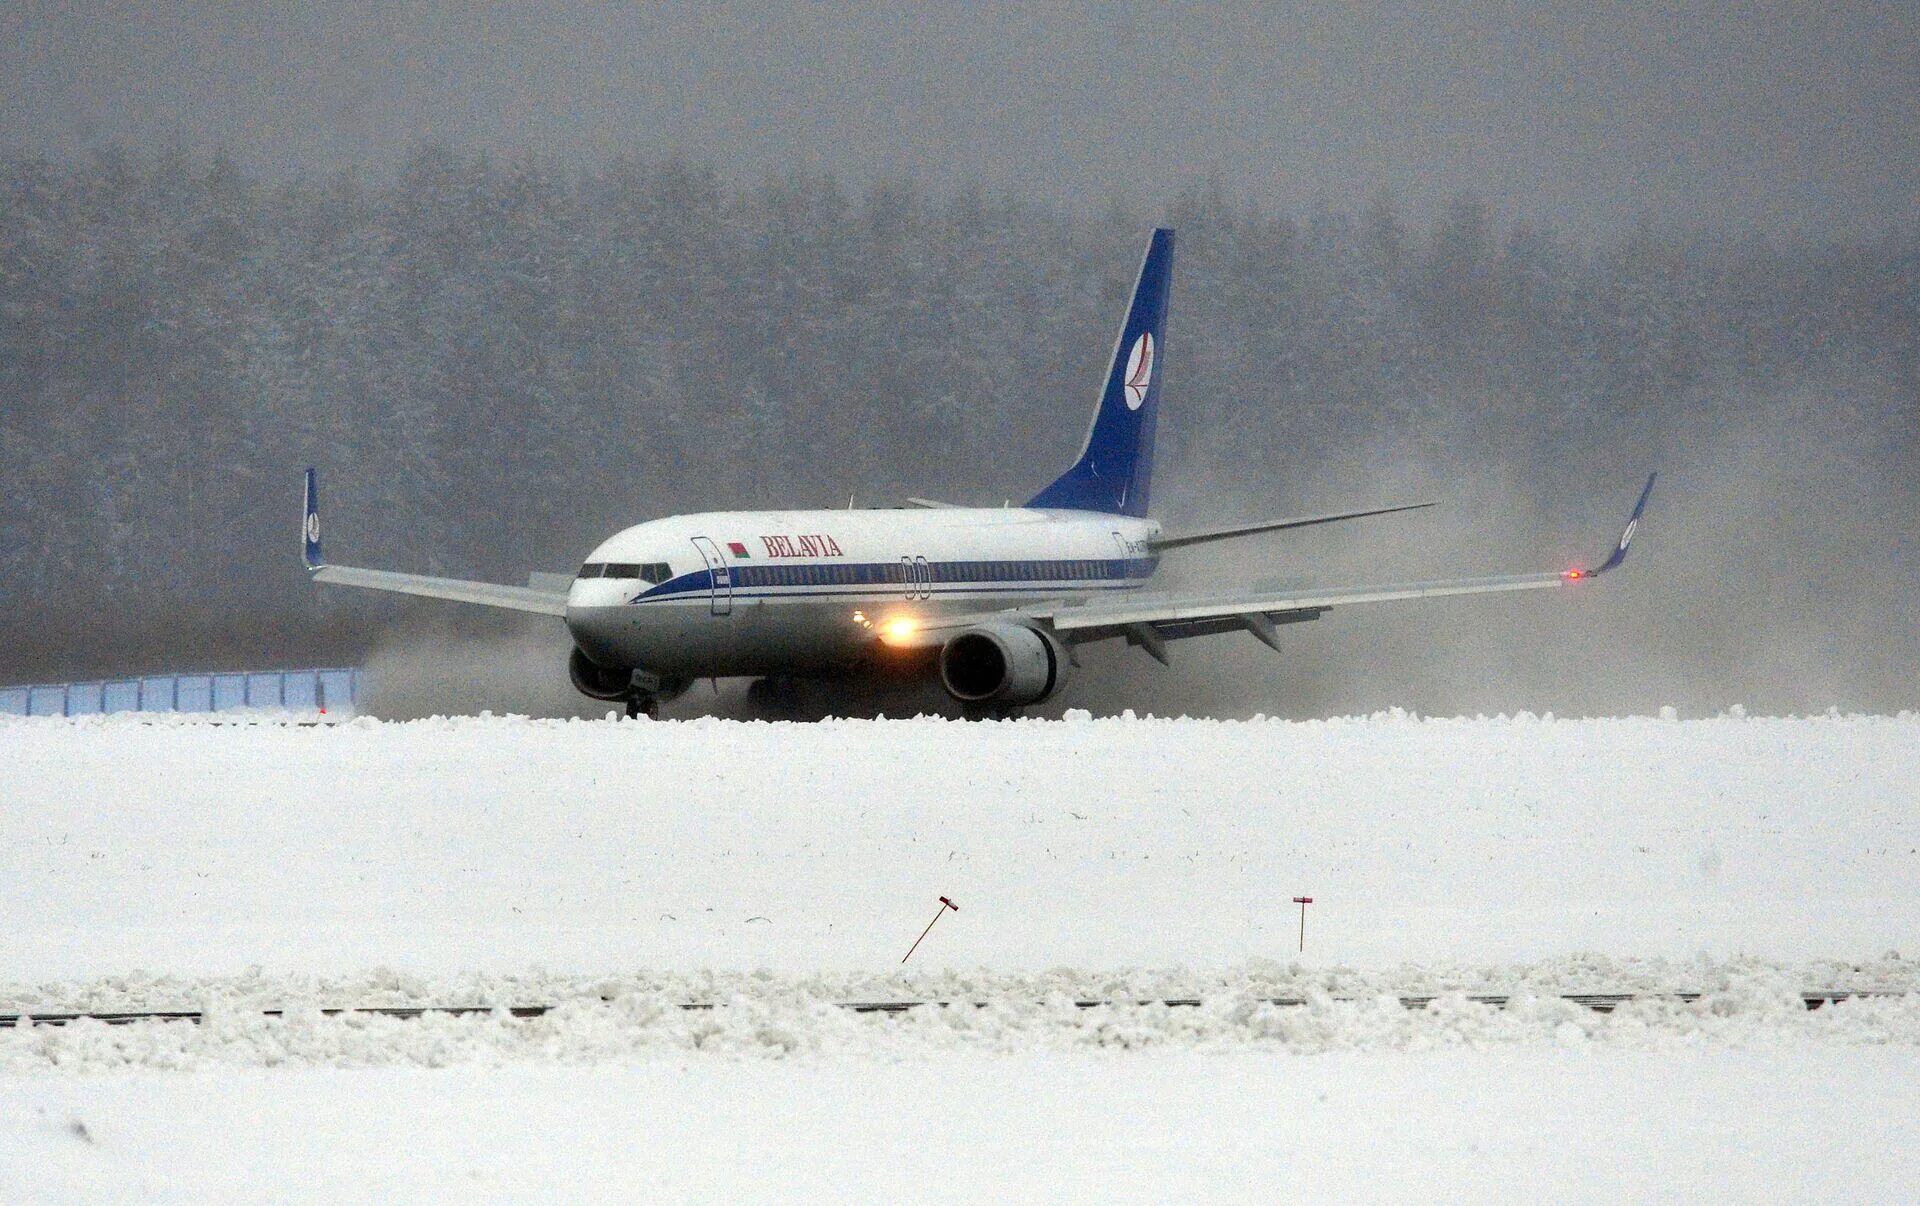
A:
305 511 320 545
1123 332 1154 410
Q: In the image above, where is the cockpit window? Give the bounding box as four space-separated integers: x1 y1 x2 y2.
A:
580 561 672 583
597 562 673 583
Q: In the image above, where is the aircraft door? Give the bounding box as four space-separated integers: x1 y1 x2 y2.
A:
689 537 733 616
899 555 931 600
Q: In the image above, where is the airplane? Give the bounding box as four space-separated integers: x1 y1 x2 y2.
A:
301 227 1654 719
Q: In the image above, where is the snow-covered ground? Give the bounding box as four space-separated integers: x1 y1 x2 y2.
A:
8 1048 1919 1202
2 712 1917 1200
5 711 1915 977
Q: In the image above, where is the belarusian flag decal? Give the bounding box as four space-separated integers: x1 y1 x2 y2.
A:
727 541 750 559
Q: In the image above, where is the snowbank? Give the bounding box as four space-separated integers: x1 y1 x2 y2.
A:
1 958 1917 1073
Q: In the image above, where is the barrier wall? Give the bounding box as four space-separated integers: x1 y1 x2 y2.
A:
0 669 360 717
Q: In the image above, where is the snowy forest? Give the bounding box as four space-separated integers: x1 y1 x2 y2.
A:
1 146 1915 711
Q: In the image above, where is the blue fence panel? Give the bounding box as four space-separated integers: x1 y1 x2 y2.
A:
244 673 283 709
318 670 354 713
212 675 247 710
176 676 213 712
139 677 177 711
282 672 320 710
66 682 105 715
3 667 359 716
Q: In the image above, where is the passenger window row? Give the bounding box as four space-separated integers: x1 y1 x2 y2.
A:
726 560 1128 587
575 558 1134 586
738 564 882 587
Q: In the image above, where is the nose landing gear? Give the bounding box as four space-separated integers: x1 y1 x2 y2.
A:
570 646 682 719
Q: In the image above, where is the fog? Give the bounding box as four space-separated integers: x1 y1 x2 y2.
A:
1 5 1914 717
6 3 1914 236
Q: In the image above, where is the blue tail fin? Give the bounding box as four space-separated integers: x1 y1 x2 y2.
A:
1028 228 1174 517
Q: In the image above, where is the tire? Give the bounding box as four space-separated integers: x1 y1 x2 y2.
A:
960 701 1023 722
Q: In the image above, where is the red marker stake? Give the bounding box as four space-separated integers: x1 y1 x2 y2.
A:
902 896 958 964
1293 896 1313 953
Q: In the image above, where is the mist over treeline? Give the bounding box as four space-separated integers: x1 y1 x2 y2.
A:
1 146 1915 714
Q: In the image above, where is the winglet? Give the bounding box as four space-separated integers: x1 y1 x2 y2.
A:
1569 472 1655 580
302 467 324 570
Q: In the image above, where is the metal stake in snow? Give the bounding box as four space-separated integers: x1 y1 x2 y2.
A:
902 896 958 964
1293 896 1313 952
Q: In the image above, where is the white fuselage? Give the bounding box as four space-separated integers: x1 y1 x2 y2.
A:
565 508 1160 677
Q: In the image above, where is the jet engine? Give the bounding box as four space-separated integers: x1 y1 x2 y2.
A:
568 646 633 701
938 621 1069 707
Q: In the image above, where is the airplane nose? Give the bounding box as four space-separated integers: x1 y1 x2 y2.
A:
564 580 631 665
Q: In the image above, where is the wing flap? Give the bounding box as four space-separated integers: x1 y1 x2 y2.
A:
1047 571 1568 634
1149 500 1434 551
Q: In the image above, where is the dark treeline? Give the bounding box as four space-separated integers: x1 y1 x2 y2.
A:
1 147 1915 711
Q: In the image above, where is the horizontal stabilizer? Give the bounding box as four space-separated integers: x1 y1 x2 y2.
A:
1150 501 1435 551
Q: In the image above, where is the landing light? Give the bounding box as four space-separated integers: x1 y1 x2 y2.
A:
883 617 918 642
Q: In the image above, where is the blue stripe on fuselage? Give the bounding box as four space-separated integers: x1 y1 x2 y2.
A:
625 557 1158 604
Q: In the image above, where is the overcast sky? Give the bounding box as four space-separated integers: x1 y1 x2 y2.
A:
4 1 1915 235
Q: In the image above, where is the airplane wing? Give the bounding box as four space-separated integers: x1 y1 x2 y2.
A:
308 565 568 616
300 469 569 617
886 474 1655 662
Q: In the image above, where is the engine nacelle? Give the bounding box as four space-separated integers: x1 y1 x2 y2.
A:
938 622 1069 707
569 646 632 701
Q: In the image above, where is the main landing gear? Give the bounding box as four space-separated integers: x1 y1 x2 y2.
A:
746 676 806 720
623 693 659 720
959 701 1025 722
